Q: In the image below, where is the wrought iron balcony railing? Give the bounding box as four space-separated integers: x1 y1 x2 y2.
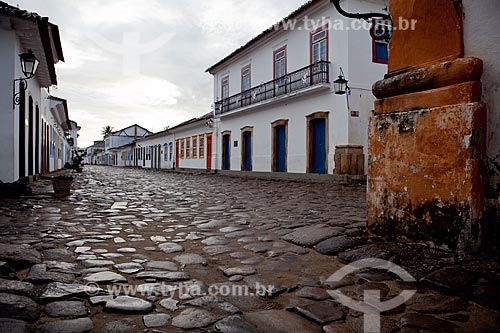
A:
215 61 331 114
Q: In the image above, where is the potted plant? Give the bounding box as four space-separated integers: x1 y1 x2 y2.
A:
52 175 74 197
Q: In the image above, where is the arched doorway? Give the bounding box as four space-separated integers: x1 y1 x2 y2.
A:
272 120 288 172
222 131 231 170
241 127 253 171
307 112 329 174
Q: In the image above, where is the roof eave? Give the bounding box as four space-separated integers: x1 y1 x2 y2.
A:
205 0 323 74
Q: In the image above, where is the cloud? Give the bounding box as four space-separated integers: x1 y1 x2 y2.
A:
105 76 181 107
77 0 185 26
15 0 306 147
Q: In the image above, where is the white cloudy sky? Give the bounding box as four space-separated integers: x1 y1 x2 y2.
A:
14 0 306 147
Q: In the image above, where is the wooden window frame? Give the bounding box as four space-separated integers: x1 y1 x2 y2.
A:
186 137 191 159
192 136 198 159
199 135 205 159
310 25 329 64
180 139 185 159
273 45 287 80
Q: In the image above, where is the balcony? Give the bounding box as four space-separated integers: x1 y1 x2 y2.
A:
215 61 331 115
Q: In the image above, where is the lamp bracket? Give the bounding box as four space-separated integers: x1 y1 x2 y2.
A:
330 0 392 41
13 78 27 108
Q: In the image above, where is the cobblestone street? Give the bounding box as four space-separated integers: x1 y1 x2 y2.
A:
0 166 499 333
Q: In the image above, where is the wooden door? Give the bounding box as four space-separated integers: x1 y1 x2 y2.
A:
311 118 326 174
206 134 212 170
175 140 179 169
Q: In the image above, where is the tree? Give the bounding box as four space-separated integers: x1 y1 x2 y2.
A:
101 125 114 138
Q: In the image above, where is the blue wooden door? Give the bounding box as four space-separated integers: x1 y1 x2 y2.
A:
243 131 252 171
223 135 230 170
275 126 286 172
312 119 326 174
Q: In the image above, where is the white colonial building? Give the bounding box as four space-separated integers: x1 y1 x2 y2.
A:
133 113 214 171
103 124 151 166
45 95 77 171
206 0 388 175
0 2 75 182
85 140 105 165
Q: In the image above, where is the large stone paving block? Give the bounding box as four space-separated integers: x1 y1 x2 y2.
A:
281 225 343 247
171 308 218 329
0 278 35 296
244 310 322 333
45 301 88 317
0 293 40 322
41 317 93 333
367 102 487 252
0 318 27 333
0 244 41 267
26 264 75 284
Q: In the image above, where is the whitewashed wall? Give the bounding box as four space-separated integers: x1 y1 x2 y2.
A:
462 0 500 195
218 92 343 173
210 0 387 174
172 122 214 170
0 28 17 182
0 29 60 181
136 133 174 169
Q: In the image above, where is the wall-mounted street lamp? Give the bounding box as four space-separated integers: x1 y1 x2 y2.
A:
333 67 349 95
330 0 392 41
205 118 214 128
13 49 40 107
20 49 40 79
334 67 351 112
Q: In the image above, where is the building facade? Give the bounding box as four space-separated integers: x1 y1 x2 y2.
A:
85 140 105 165
133 114 214 171
0 2 75 182
103 124 151 165
206 0 387 175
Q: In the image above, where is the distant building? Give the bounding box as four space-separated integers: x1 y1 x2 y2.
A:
103 124 151 165
85 140 105 165
133 113 214 170
0 1 76 182
206 0 388 175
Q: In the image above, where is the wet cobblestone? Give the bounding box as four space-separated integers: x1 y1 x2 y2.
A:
0 166 499 332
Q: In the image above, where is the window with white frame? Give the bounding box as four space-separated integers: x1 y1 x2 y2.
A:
311 28 328 63
221 76 229 100
241 65 251 92
274 47 286 79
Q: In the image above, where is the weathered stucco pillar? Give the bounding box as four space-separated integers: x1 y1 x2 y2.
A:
367 0 487 252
